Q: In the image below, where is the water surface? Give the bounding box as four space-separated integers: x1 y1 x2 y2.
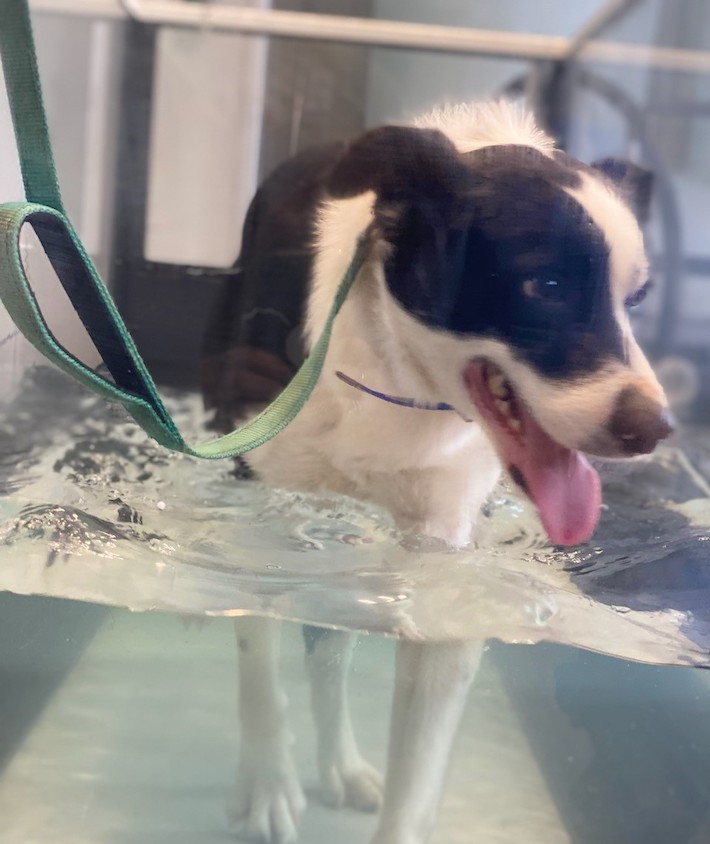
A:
2 367 710 666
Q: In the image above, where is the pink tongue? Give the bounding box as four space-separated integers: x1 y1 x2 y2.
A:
516 409 602 546
463 363 601 546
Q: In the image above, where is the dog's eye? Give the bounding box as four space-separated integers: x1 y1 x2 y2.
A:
522 277 565 303
625 281 651 309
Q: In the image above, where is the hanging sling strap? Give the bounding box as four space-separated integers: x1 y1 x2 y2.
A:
0 0 364 458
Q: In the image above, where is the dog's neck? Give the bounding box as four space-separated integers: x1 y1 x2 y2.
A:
308 195 442 408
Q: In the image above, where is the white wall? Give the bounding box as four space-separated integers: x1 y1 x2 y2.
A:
0 14 122 398
144 0 269 268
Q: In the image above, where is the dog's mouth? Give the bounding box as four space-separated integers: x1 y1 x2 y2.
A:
463 360 601 546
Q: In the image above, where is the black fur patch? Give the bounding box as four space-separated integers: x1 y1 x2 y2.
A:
329 126 464 201
203 141 346 427
352 137 626 379
204 127 639 408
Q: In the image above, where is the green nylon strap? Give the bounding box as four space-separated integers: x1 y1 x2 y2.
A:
0 0 363 459
0 0 64 213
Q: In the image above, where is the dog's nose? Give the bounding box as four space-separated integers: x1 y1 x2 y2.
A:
608 387 675 455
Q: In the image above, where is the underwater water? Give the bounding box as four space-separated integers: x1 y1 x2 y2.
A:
2 368 710 844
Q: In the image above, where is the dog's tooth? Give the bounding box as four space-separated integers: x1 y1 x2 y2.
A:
508 417 522 433
495 398 510 416
488 372 508 399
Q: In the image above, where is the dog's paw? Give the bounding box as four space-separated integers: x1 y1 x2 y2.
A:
229 737 306 843
319 753 384 813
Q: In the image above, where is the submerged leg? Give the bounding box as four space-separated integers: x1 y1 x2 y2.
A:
370 639 483 844
303 625 384 812
232 616 306 844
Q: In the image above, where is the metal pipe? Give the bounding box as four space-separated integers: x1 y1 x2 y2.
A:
32 0 126 19
34 0 571 59
564 0 645 60
30 0 710 75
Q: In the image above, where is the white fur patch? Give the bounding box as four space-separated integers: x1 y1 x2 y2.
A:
413 100 555 155
566 171 648 307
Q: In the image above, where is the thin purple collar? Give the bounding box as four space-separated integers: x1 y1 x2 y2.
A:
336 371 471 421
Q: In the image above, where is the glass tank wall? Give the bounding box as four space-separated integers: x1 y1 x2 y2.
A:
2 2 710 843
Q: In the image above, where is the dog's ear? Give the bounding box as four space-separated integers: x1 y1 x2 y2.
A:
328 126 463 200
591 157 653 224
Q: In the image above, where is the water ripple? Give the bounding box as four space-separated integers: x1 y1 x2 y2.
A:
1 368 710 665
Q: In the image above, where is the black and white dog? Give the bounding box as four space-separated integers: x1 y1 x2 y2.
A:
203 101 672 844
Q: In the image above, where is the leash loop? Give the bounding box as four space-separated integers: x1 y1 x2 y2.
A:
0 0 365 458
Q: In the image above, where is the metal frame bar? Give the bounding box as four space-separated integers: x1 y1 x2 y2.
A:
30 0 710 74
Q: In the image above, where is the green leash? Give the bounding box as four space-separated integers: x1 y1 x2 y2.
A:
0 0 364 458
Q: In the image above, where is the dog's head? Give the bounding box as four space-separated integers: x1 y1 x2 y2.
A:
328 123 672 546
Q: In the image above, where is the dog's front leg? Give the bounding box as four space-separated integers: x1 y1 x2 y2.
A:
303 626 384 812
231 616 306 844
370 639 482 844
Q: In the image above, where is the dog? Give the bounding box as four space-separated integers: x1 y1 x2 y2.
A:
202 100 672 844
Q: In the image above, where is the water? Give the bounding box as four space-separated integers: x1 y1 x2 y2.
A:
2 367 710 666
1 599 710 844
2 367 710 844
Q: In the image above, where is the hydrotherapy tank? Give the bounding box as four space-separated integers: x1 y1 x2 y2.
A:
2 2 710 842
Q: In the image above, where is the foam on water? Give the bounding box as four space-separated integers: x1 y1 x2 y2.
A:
2 367 710 665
